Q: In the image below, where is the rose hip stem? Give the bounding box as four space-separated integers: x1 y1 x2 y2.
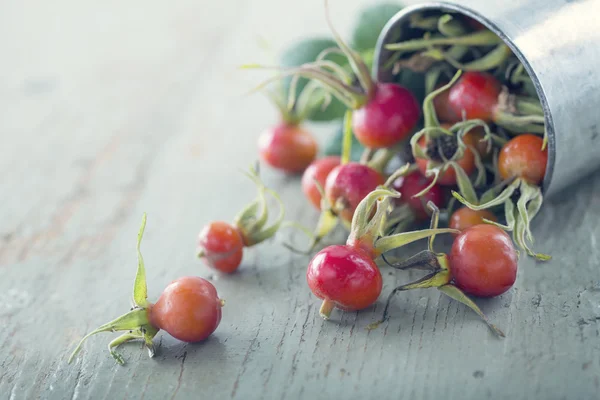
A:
257 76 326 174
385 29 502 52
374 203 506 337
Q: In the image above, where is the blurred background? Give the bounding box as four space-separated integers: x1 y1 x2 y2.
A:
0 0 383 255
0 0 406 283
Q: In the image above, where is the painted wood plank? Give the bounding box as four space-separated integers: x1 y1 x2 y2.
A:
1 1 599 399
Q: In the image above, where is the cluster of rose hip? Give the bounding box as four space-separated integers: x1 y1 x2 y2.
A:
68 4 550 366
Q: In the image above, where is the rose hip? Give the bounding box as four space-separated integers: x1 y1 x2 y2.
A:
307 180 458 320
258 123 317 174
197 166 285 273
352 83 420 148
449 207 497 233
198 222 245 273
325 162 384 223
392 171 445 220
307 245 382 318
302 156 341 210
498 134 547 185
449 224 518 297
69 214 225 365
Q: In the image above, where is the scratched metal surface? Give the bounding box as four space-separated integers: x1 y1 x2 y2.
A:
1 1 599 399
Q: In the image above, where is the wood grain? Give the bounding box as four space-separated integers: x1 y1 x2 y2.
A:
1 1 599 399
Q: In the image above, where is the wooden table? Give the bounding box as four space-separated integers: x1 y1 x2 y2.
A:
2 1 599 399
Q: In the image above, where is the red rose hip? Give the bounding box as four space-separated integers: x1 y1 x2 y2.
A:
449 207 498 233
198 221 245 273
449 224 518 297
352 83 420 149
301 156 341 210
148 276 224 343
258 122 317 174
498 134 547 185
392 171 445 221
325 162 384 222
307 245 382 318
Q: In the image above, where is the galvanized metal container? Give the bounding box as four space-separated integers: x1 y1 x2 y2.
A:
373 0 600 197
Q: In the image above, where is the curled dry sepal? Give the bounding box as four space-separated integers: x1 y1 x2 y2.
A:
384 14 546 141
231 164 286 247
68 214 159 365
409 70 500 196
452 178 549 261
450 134 550 261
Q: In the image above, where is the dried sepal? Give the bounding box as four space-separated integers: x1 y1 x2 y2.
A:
233 165 286 247
438 43 512 72
437 14 466 37
449 161 478 205
371 202 505 336
438 285 505 337
68 215 156 365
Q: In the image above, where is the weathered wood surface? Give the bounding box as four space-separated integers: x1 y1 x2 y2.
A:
1 1 599 399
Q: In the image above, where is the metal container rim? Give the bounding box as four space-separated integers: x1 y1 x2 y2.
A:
373 1 555 193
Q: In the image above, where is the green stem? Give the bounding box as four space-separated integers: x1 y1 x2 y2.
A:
378 269 450 323
303 209 339 254
422 45 470 65
515 96 544 116
425 68 443 95
423 70 462 130
294 81 329 122
243 64 365 109
319 299 335 320
398 270 451 290
347 187 400 249
312 59 354 85
449 161 478 205
494 110 545 127
108 329 145 366
437 14 466 37
240 173 270 235
374 228 459 256
385 30 501 51
383 163 417 187
359 147 375 164
265 87 299 125
68 308 150 364
367 148 397 174
382 249 440 271
438 285 505 337
245 186 285 246
500 122 545 134
133 213 149 308
442 44 512 72
323 0 374 97
409 14 439 30
341 110 353 165
452 178 520 210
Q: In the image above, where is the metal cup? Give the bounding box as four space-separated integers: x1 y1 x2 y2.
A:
373 0 600 197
